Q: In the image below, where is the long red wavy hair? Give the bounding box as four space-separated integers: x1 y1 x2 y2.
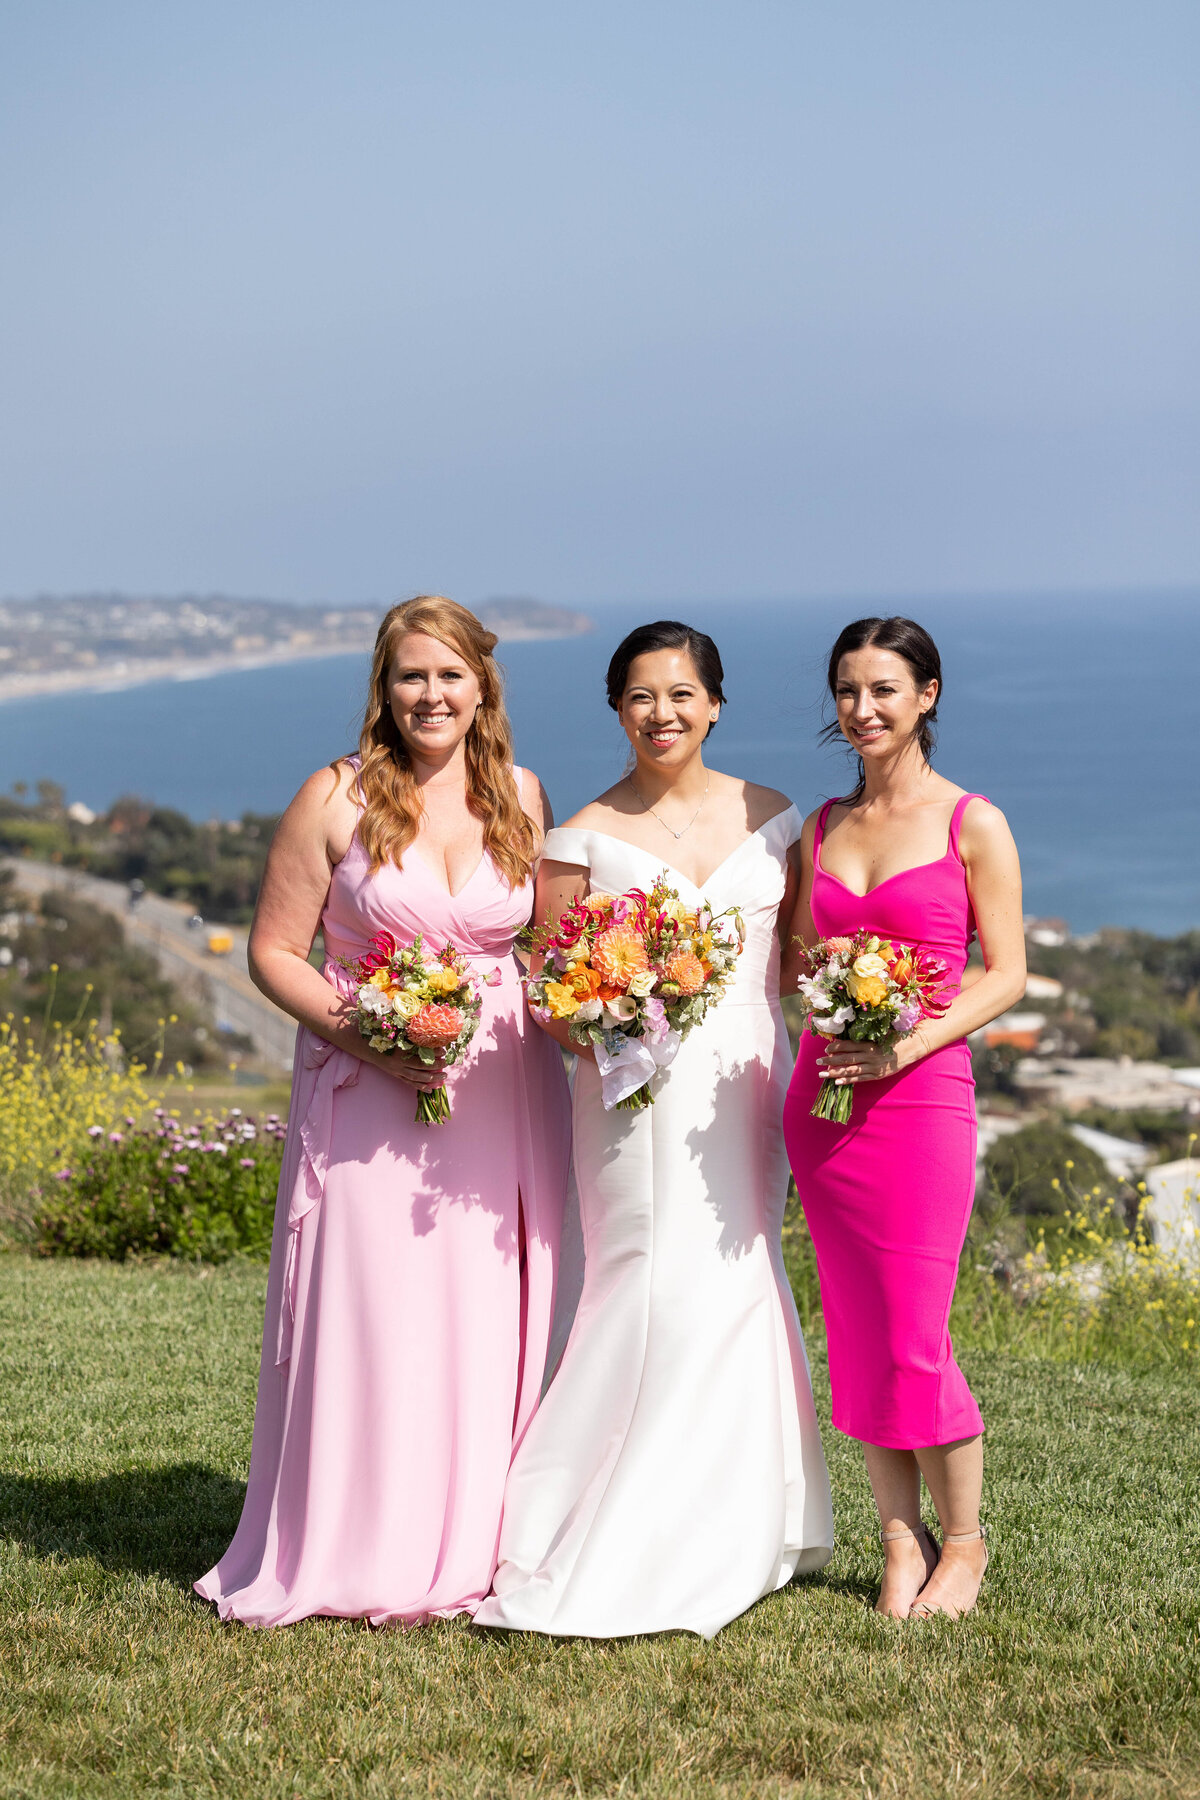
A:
353 596 537 889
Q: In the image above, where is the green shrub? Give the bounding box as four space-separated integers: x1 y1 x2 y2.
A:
36 1110 285 1261
983 1118 1110 1218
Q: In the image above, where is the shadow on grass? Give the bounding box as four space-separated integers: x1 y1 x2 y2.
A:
0 1463 246 1588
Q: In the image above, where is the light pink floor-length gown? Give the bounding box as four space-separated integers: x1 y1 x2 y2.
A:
195 781 571 1627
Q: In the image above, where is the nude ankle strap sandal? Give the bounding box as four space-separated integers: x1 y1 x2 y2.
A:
880 1522 937 1548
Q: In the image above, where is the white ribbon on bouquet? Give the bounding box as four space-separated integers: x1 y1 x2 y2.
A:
595 1029 683 1110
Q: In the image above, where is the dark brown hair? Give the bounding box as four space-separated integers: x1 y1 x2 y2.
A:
605 620 726 732
821 616 942 802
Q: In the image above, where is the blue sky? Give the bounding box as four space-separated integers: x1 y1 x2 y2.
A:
2 2 1197 607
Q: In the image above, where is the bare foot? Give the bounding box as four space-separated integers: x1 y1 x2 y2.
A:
910 1531 988 1619
875 1523 939 1619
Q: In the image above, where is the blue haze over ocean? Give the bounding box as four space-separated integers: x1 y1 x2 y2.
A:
1 595 1196 936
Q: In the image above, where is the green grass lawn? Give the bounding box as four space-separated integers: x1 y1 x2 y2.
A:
1 1259 1198 1799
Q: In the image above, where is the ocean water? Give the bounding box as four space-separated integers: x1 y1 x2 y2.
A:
1 592 1196 934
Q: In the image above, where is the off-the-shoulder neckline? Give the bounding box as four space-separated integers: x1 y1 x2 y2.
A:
543 805 799 891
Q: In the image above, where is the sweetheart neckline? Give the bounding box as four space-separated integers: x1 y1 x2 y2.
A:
545 806 799 892
815 848 957 902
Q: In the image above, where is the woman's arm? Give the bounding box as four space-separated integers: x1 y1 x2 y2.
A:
248 763 446 1091
819 800 1026 1086
529 855 595 1061
778 813 820 995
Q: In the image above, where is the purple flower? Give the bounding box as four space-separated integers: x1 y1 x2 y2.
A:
173 1163 190 1175
239 1157 255 1169
108 1131 124 1144
641 997 670 1043
529 1004 553 1026
87 1125 104 1139
54 1168 73 1181
895 1000 922 1034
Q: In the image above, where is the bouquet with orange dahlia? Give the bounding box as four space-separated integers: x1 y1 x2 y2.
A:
526 873 743 1111
342 931 489 1124
796 929 952 1124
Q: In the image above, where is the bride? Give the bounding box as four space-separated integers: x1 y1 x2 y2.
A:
475 620 833 1640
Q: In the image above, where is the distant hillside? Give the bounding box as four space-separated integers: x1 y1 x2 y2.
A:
0 594 592 702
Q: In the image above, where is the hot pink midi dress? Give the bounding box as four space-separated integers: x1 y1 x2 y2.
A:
195 798 571 1627
783 793 986 1451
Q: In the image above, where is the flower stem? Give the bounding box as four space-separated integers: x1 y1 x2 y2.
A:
616 1083 654 1113
415 1084 452 1126
811 1076 854 1125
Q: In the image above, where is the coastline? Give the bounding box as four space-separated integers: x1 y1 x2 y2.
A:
0 622 589 706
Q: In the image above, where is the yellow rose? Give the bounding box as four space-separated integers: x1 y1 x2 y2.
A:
544 980 581 1018
368 968 396 992
391 989 422 1020
848 972 889 1007
426 966 461 995
851 952 889 980
661 898 696 927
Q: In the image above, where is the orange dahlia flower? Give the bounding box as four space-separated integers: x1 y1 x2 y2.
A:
592 925 650 990
407 1003 464 1048
664 951 706 996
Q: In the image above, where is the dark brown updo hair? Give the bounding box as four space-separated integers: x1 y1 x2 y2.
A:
820 616 942 802
605 620 727 733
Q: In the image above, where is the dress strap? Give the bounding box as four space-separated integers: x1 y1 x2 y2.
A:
812 799 841 866
949 793 989 861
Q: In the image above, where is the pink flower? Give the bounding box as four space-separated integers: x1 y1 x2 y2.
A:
108 1131 124 1144
239 1157 255 1169
483 966 503 987
641 996 670 1043
87 1125 104 1139
173 1163 190 1175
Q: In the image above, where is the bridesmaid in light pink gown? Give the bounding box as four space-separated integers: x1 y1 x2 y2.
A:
195 597 570 1627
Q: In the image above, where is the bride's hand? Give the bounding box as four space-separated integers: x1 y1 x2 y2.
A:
817 1030 927 1086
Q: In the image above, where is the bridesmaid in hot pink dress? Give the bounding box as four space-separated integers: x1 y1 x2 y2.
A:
195 596 570 1627
783 618 1025 1620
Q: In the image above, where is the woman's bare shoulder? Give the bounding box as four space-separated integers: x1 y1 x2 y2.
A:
275 759 359 859
515 767 554 837
561 784 638 833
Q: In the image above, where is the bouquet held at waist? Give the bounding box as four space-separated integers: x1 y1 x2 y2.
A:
341 931 497 1124
526 874 744 1111
796 930 952 1124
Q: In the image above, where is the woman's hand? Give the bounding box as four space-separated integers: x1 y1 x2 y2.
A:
817 1027 930 1087
375 1047 451 1092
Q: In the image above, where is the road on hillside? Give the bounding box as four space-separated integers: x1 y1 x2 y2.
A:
2 857 297 1070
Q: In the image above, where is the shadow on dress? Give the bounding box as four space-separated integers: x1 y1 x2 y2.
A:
0 1463 246 1589
683 1056 771 1261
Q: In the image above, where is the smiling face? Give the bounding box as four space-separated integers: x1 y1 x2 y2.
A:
617 647 720 770
386 630 483 763
835 645 937 761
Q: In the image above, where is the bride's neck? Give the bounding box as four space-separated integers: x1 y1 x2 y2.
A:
627 754 708 808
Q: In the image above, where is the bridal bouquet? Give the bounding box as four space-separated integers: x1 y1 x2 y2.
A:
796 930 951 1124
526 874 743 1111
342 931 488 1124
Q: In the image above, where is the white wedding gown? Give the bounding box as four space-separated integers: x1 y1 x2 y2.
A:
475 807 834 1640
